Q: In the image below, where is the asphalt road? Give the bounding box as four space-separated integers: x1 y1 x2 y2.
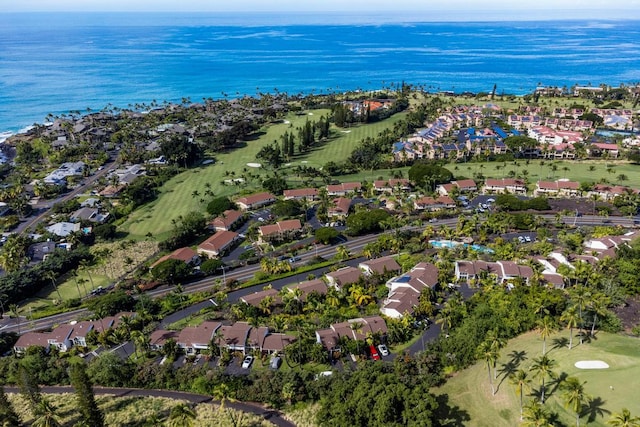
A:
3 386 295 427
0 214 631 336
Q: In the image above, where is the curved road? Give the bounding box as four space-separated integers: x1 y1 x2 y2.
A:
3 385 295 427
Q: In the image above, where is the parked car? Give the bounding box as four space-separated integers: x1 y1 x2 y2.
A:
369 345 381 361
288 256 301 263
377 344 389 357
270 356 282 370
241 355 254 369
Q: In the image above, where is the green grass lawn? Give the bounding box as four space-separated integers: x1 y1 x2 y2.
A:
121 109 407 239
434 330 640 427
450 159 640 188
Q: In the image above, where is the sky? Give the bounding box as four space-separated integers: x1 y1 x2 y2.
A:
5 0 640 19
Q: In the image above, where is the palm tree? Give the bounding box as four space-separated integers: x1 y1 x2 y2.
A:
335 245 350 261
43 271 62 302
589 292 610 337
32 398 61 427
561 305 579 349
168 403 196 427
570 286 591 345
608 408 640 427
510 369 532 420
79 259 95 292
530 355 557 403
562 377 590 427
536 316 555 355
486 330 506 380
522 400 553 427
477 340 498 395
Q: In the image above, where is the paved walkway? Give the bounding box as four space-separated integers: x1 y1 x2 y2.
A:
4 386 295 427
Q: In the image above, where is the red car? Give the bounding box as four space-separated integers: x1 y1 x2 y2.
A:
369 345 381 361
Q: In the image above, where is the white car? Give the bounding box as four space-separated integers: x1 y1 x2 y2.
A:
241 355 254 369
377 344 390 357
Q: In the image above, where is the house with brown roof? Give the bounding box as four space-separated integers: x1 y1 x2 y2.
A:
197 230 240 258
285 279 328 301
218 322 253 353
373 179 412 194
325 266 362 290
588 184 637 202
46 324 75 352
235 192 277 210
240 288 280 307
262 333 297 354
283 188 319 201
413 195 456 211
482 178 527 194
13 332 53 354
387 262 439 294
381 287 422 319
534 180 580 197
209 209 244 231
177 321 222 354
151 247 200 269
358 256 401 276
326 182 362 196
436 179 477 196
328 197 352 218
149 330 179 351
315 316 388 351
68 321 96 347
258 219 303 243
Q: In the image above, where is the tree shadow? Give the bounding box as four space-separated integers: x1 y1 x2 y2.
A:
551 336 569 351
433 394 471 427
507 350 528 366
496 361 518 389
584 396 610 423
548 371 569 396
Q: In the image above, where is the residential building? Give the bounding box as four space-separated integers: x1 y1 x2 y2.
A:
285 279 328 301
436 179 477 196
46 221 81 237
218 322 252 353
240 288 280 307
177 321 221 354
325 266 362 290
197 230 240 258
534 180 580 197
373 179 412 194
151 247 200 269
258 219 303 243
327 197 352 218
454 260 534 285
413 195 456 211
283 188 319 201
358 256 401 276
482 178 527 194
235 192 277 211
209 209 244 231
315 316 388 351
326 182 362 196
149 330 179 351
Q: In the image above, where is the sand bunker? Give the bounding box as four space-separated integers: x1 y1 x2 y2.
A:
575 360 610 369
246 163 262 168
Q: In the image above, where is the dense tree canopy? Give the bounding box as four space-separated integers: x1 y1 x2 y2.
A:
346 209 391 236
408 163 453 189
317 363 439 427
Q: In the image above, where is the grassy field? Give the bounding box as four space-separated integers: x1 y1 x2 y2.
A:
121 109 407 239
449 159 640 188
7 393 273 426
19 240 158 313
434 330 640 427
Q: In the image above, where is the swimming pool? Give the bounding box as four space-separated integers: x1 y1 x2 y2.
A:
429 240 494 254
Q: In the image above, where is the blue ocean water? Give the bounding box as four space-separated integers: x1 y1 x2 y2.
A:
1 13 640 135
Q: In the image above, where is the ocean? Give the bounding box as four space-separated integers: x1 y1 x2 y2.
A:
1 13 640 137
